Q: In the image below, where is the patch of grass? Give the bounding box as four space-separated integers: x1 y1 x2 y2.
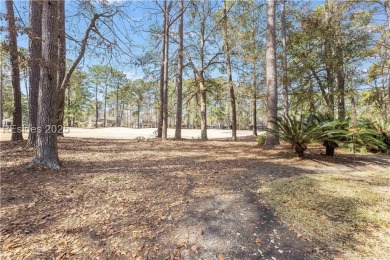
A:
261 170 390 259
256 135 266 146
104 176 120 182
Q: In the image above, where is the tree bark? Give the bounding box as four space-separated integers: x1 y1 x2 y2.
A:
157 8 166 138
264 0 279 146
222 0 237 141
324 0 335 117
95 84 98 128
27 0 42 147
56 0 66 136
334 0 345 121
0 52 4 128
199 77 208 140
103 84 107 127
162 0 170 140
6 0 24 141
281 0 289 115
29 0 60 169
175 0 184 140
116 82 120 127
252 63 257 136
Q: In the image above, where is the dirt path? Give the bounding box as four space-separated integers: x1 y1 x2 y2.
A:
1 138 389 259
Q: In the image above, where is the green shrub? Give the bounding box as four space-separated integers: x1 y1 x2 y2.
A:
256 135 266 145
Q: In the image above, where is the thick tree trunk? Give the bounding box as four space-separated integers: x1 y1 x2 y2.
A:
157 9 166 138
56 0 66 136
175 0 184 140
334 0 345 121
281 0 289 115
324 0 335 117
6 0 23 141
29 0 60 169
27 0 42 147
162 0 170 140
323 141 338 156
264 0 279 146
222 0 237 141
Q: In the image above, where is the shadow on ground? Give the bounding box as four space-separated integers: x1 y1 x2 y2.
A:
2 138 388 259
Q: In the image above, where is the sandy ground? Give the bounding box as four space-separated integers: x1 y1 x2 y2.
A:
0 127 259 141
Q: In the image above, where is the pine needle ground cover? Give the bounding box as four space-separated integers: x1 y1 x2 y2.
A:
261 170 390 259
1 135 389 259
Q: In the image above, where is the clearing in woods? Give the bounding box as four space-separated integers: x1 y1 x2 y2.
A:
1 129 389 259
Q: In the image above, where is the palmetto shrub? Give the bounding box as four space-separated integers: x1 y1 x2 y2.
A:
267 114 388 158
267 114 346 158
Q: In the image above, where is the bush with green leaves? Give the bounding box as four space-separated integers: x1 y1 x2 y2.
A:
256 135 266 146
267 114 346 158
267 114 388 158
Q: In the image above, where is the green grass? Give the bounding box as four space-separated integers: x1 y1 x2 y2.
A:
261 170 390 259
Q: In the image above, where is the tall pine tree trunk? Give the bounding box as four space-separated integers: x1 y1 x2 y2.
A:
324 0 335 117
334 0 345 120
29 0 60 169
281 0 289 115
252 60 257 136
157 8 166 138
95 85 98 128
175 0 184 140
56 0 66 136
6 0 23 141
222 0 237 141
162 0 170 140
199 77 207 140
264 0 279 146
27 0 42 147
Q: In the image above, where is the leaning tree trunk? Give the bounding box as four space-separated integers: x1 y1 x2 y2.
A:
56 0 66 136
6 0 23 141
174 0 184 140
27 0 42 147
222 0 237 141
264 0 279 146
29 0 60 169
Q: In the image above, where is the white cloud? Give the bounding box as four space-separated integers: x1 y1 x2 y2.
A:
125 72 142 80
